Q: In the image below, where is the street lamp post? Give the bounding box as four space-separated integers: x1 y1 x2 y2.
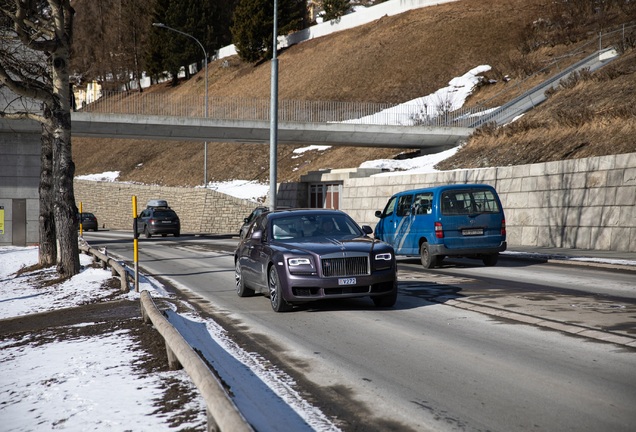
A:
153 22 209 187
269 0 279 210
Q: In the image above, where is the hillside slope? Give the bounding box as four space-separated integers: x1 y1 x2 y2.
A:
72 0 636 187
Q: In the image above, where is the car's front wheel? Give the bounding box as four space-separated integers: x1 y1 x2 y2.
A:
269 266 292 312
235 260 255 297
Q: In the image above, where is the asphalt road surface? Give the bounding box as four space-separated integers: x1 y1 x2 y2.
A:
84 231 636 432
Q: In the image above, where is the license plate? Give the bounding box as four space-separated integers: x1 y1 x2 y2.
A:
462 229 483 236
338 278 357 285
161 221 172 224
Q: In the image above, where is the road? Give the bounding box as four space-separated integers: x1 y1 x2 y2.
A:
84 231 636 432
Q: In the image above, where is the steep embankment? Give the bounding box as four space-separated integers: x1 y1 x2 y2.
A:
72 0 636 187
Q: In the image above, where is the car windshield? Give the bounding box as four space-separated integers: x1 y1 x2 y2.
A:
271 214 362 241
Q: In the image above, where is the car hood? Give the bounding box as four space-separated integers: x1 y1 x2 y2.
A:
272 236 388 255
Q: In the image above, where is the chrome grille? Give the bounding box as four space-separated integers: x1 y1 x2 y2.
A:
321 256 369 277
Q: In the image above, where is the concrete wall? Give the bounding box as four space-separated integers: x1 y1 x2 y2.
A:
75 151 636 253
333 152 636 252
73 180 259 236
0 124 40 246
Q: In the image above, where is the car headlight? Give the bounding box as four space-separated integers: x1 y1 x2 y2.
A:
374 252 393 271
375 252 392 261
288 257 312 266
287 257 316 275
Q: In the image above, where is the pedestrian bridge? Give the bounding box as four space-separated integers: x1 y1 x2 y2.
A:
70 112 472 152
70 93 483 152
3 46 620 153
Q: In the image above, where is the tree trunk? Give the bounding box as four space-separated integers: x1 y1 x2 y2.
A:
38 121 57 267
0 0 78 275
51 46 80 277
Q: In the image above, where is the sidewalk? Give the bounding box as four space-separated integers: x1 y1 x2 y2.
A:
503 245 636 269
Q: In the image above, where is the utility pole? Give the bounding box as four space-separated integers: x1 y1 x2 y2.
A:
269 0 279 210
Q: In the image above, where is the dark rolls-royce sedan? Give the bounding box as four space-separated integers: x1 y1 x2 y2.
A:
234 208 398 312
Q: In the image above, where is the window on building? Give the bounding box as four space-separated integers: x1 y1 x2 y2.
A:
309 183 341 209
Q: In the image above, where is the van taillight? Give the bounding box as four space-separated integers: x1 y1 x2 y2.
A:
435 222 443 238
501 219 506 236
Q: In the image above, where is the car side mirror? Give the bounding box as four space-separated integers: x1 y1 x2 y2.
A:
361 225 373 235
374 210 382 218
244 217 249 223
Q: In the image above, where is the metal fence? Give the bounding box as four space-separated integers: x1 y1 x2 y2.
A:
77 24 634 130
78 92 488 128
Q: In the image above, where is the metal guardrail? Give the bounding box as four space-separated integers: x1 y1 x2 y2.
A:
467 47 619 128
79 239 251 431
139 291 252 432
466 23 635 127
79 240 130 292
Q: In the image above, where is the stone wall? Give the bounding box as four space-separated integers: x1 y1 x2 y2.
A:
335 152 636 252
74 180 259 235
6 110 632 250
62 151 636 253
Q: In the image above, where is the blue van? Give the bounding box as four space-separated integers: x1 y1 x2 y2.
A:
374 184 506 268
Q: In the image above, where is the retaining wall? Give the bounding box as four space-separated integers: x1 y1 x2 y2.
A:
74 180 259 236
75 152 636 253
336 152 636 252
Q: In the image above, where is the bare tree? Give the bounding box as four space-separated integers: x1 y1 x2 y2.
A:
71 0 155 92
0 0 80 277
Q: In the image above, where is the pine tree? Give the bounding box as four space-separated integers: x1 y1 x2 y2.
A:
147 0 240 86
231 0 307 63
322 0 351 22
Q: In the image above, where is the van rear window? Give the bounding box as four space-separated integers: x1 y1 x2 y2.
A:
441 189 500 215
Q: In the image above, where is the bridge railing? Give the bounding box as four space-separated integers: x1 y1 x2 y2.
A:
77 24 633 130
79 91 487 128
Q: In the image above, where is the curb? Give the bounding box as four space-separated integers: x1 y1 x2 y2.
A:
502 252 636 271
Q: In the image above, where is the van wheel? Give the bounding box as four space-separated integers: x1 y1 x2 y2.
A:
483 254 499 266
420 243 439 269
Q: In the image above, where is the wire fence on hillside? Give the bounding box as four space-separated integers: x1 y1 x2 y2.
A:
77 24 635 129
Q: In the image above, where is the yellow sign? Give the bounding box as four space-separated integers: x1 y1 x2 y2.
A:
0 206 4 235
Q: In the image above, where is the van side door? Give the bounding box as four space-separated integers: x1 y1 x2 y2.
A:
405 191 435 254
375 194 415 254
374 196 397 244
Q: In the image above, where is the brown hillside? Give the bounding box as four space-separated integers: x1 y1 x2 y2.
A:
72 0 636 189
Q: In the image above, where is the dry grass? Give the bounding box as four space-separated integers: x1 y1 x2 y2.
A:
72 0 636 187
